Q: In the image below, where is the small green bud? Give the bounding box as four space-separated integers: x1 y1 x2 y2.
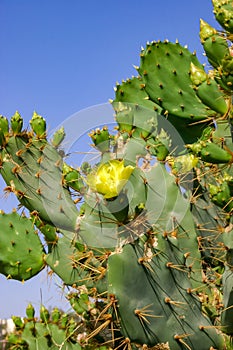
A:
80 161 92 175
89 126 110 153
147 129 170 161
51 307 61 323
26 303 35 319
10 111 23 135
0 115 9 135
63 163 84 192
190 63 207 86
60 313 68 328
200 126 214 141
7 333 18 345
40 224 57 242
12 316 24 329
199 19 216 43
30 111 46 138
222 54 233 73
51 127 65 148
66 317 76 337
0 115 9 147
40 305 50 323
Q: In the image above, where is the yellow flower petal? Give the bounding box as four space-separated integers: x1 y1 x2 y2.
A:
87 160 134 199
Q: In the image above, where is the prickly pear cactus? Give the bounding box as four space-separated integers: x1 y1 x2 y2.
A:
2 1 233 349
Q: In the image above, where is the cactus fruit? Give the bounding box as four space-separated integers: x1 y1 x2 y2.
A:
63 163 85 193
30 111 47 138
199 19 229 69
51 126 66 148
190 63 228 115
10 111 23 135
89 126 111 153
187 140 233 164
0 115 9 147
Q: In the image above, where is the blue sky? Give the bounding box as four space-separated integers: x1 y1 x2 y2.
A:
1 0 218 319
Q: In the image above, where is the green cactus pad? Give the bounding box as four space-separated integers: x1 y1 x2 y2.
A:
113 76 162 113
108 241 224 349
145 163 202 285
51 126 66 148
0 134 79 231
191 189 226 265
221 265 233 335
45 234 108 292
138 41 216 121
0 211 45 281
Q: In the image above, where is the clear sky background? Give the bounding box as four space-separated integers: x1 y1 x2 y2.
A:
0 0 219 319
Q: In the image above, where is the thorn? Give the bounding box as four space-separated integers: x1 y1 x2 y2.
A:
37 156 43 164
133 65 139 70
15 149 25 157
36 188 42 195
60 206 65 214
35 171 42 178
184 44 188 49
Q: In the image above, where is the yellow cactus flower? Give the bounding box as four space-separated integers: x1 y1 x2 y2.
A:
87 160 134 199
